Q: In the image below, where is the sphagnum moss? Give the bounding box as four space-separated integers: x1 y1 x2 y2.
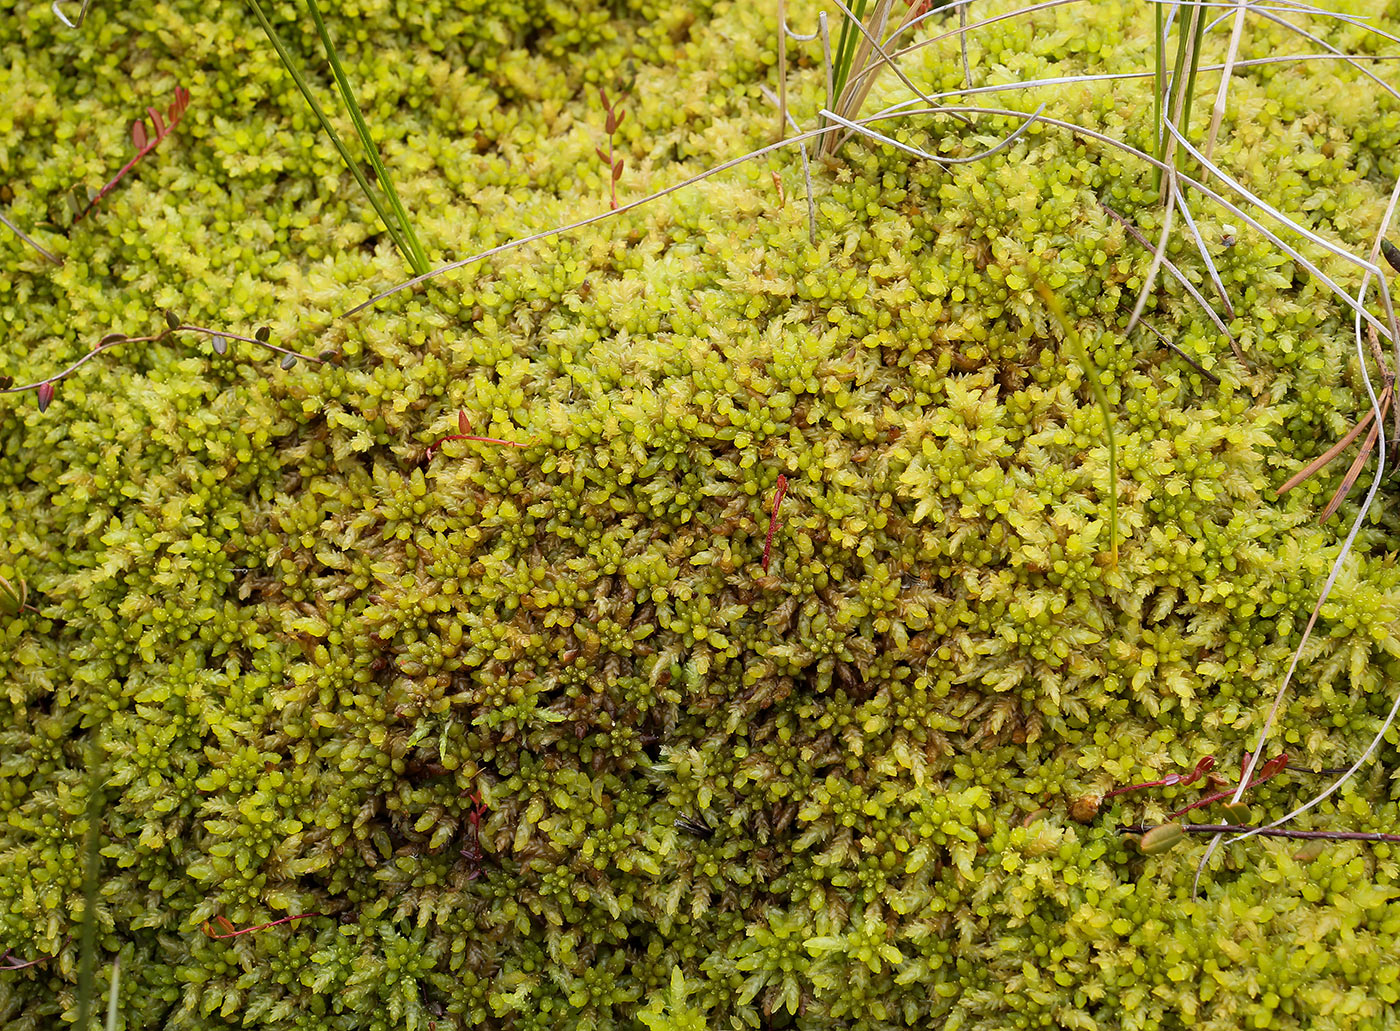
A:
4 0 1400 1029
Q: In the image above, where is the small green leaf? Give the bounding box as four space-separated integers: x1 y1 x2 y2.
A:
1139 823 1186 855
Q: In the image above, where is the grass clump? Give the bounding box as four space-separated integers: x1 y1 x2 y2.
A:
3 1 1400 1029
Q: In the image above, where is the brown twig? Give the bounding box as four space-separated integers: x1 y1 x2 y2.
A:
1275 381 1394 524
1120 824 1400 844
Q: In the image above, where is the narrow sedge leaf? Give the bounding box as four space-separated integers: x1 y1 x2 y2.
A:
37 381 54 413
1138 823 1186 855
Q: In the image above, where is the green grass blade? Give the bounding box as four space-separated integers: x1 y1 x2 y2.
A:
243 0 414 271
106 957 121 1031
1036 281 1118 565
73 761 104 1030
831 0 868 107
1178 0 1208 155
304 0 428 275
1152 1 1164 191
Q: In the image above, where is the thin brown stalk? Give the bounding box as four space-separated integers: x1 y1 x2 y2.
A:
1317 415 1383 523
1276 384 1391 497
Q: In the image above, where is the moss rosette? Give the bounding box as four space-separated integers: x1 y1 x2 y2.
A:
3 0 1400 1028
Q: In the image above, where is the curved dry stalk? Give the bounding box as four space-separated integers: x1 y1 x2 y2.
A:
0 211 61 264
1204 0 1250 163
1098 200 1236 348
1163 120 1400 350
0 323 326 402
876 52 1400 114
759 86 817 245
1174 178 1235 321
1191 174 1400 895
1244 7 1400 103
817 102 1044 166
1126 173 1178 335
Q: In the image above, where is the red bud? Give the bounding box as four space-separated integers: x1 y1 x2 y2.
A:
458 410 470 434
37 382 54 413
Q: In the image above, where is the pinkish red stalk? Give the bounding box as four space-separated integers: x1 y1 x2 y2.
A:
1171 753 1289 819
203 913 320 940
425 412 532 462
1104 754 1215 800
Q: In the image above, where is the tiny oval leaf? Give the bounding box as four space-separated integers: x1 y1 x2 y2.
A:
164 310 180 330
1138 823 1186 855
280 354 297 370
1382 239 1400 275
256 326 271 343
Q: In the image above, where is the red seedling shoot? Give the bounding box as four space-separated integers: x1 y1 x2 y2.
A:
596 87 627 210
425 409 532 462
761 474 789 573
1103 754 1215 800
76 86 191 222
202 913 320 940
1171 752 1289 819
460 790 490 881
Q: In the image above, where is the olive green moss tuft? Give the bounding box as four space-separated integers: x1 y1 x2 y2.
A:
4 1 1400 1028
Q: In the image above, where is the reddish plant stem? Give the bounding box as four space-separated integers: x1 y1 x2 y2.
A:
425 413 532 462
203 913 321 940
1104 754 1215 800
761 474 789 573
76 87 191 222
1171 753 1289 819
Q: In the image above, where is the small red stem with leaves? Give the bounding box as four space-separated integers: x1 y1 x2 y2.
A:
1104 754 1216 800
761 474 789 573
202 913 321 940
76 86 191 222
425 410 532 462
596 88 627 211
1171 753 1289 819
